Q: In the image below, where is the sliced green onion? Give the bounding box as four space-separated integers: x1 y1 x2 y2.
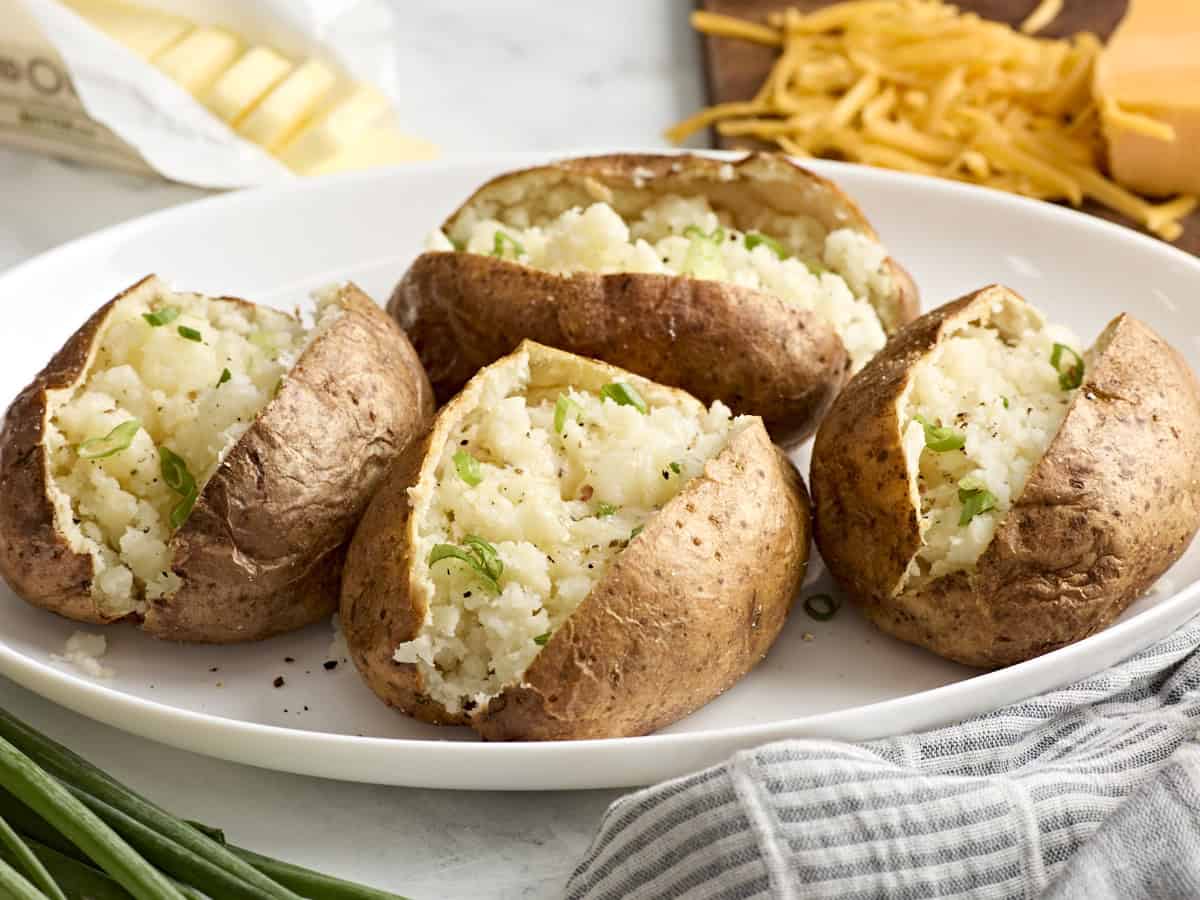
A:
177 326 202 343
533 632 551 646
745 232 787 259
1050 343 1085 390
958 481 997 525
0 813 65 900
681 225 726 279
595 502 618 518
600 382 648 414
491 231 524 258
216 368 232 388
803 593 840 621
452 450 482 486
159 448 198 530
554 394 581 434
630 525 644 540
78 420 140 461
428 536 503 594
669 461 682 475
1001 396 1010 409
913 415 965 452
141 308 179 327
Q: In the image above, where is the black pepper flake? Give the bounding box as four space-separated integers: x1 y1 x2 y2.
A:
463 591 472 598
460 439 469 445
323 660 338 671
284 656 295 663
273 676 285 688
303 705 309 711
209 666 219 673
662 470 670 480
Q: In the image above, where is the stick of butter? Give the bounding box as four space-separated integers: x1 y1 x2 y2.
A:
153 27 241 95
237 59 337 152
277 85 389 174
204 47 293 125
64 0 190 59
1095 0 1200 196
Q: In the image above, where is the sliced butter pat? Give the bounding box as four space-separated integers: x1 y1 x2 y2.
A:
303 126 440 176
277 85 389 173
238 59 336 152
1095 0 1200 196
153 27 241 94
65 0 190 59
205 47 293 125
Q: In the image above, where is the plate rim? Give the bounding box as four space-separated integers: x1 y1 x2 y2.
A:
3 150 1200 789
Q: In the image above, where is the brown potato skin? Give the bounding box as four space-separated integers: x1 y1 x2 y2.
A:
0 277 435 642
389 152 919 447
811 285 1200 668
340 341 811 740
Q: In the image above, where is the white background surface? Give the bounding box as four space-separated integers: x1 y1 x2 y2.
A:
0 2 705 896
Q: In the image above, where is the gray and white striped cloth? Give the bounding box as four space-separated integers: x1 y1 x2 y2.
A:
566 615 1200 899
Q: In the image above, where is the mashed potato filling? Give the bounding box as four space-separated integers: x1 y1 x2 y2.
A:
43 282 321 617
397 362 744 715
900 307 1082 584
429 194 892 370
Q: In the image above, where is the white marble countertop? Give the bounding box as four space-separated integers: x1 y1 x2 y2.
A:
0 2 706 896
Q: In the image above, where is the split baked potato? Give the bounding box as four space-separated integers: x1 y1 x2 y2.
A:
0 275 434 642
340 340 811 740
811 285 1200 668
389 152 919 446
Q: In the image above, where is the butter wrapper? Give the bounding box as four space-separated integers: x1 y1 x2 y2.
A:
0 0 401 188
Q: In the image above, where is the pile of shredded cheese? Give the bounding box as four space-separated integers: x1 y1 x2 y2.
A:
669 0 1196 241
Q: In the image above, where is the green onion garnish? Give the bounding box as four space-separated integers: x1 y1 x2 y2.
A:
533 632 551 646
158 447 198 530
595 502 618 518
452 450 482 486
177 326 202 343
554 394 581 434
1002 396 1010 409
681 225 726 279
428 535 504 594
491 231 524 259
141 307 179 327
600 382 648 414
1050 343 1085 390
669 461 682 475
630 525 644 540
745 232 787 259
957 479 997 525
803 593 840 621
216 368 231 388
914 415 965 452
77 420 140 461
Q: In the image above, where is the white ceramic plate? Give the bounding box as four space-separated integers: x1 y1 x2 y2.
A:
1 153 1198 791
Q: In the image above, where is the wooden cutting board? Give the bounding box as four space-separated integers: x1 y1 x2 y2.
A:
698 0 1200 255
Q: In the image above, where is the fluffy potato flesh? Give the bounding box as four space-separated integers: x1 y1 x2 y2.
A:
43 282 336 618
398 351 746 715
899 304 1082 586
429 193 891 371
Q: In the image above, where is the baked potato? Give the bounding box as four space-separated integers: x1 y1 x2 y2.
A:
340 340 810 740
810 285 1200 668
389 152 919 446
0 275 434 642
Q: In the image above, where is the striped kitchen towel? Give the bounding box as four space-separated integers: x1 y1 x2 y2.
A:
565 615 1200 900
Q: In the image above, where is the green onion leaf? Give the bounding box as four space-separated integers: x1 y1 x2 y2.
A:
957 482 997 525
452 450 482 486
914 414 965 452
533 632 551 646
177 326 202 343
681 225 726 279
554 394 581 434
1002 396 1010 409
1050 343 1085 390
600 382 648 414
630 525 644 540
169 492 198 531
491 231 525 258
595 502 618 518
78 420 140 461
669 461 682 475
803 593 841 621
141 307 179 327
216 368 232 388
429 535 503 594
159 447 199 530
745 232 788 259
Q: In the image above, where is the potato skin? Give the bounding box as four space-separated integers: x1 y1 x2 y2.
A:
0 277 435 642
340 341 811 740
390 152 918 447
811 285 1200 668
